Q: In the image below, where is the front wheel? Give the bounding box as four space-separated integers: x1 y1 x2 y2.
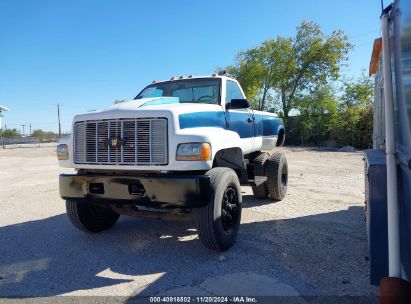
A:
194 167 242 251
66 200 120 233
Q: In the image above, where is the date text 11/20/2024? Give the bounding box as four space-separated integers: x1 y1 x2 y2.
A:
149 296 258 303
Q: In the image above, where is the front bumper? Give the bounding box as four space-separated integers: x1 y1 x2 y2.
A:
59 173 210 207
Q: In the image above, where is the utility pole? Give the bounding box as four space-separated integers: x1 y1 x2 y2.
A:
29 123 32 136
21 124 26 136
56 103 62 139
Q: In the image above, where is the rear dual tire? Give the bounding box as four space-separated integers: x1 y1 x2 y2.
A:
252 152 270 198
251 151 288 201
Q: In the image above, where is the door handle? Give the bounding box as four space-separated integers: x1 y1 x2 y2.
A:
247 117 254 123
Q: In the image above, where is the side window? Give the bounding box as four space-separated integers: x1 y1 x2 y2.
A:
226 80 244 103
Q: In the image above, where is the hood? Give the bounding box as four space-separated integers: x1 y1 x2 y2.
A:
90 97 180 113
73 97 223 122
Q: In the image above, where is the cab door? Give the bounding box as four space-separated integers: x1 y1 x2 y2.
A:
225 80 255 154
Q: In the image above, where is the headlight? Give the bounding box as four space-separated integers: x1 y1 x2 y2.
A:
57 144 69 160
176 143 211 161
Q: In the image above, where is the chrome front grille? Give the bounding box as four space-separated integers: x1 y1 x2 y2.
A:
74 118 168 165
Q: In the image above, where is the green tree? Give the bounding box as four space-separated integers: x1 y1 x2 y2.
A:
278 22 351 122
32 129 45 138
330 74 374 148
223 21 351 123
340 73 374 109
293 85 338 144
0 128 20 138
220 37 292 110
219 61 262 109
32 129 58 141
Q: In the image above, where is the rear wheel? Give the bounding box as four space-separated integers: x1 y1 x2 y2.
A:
66 200 120 233
265 152 288 201
252 152 269 199
194 167 242 251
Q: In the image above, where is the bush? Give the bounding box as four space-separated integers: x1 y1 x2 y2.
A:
330 107 373 148
32 129 58 142
286 107 373 148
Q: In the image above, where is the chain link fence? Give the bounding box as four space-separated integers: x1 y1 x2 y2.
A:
0 136 59 149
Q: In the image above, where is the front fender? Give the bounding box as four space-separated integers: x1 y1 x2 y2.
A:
176 127 243 160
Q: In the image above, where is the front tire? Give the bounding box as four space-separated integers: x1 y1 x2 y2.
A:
194 167 242 251
66 200 120 233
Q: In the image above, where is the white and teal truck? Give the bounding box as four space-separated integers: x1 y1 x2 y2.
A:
57 74 287 251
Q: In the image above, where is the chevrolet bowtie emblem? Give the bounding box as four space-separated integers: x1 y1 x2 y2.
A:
104 137 126 149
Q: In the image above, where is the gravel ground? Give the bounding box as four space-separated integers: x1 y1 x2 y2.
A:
0 146 378 299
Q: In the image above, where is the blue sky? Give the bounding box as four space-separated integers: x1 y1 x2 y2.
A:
0 0 381 133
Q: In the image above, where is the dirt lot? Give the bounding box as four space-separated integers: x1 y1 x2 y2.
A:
0 146 377 298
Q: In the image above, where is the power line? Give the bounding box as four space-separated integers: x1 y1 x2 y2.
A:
354 41 374 48
349 29 380 40
6 121 71 126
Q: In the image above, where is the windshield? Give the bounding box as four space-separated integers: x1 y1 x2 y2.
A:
135 78 221 104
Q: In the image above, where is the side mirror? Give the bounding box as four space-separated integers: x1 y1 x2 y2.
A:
227 99 250 109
